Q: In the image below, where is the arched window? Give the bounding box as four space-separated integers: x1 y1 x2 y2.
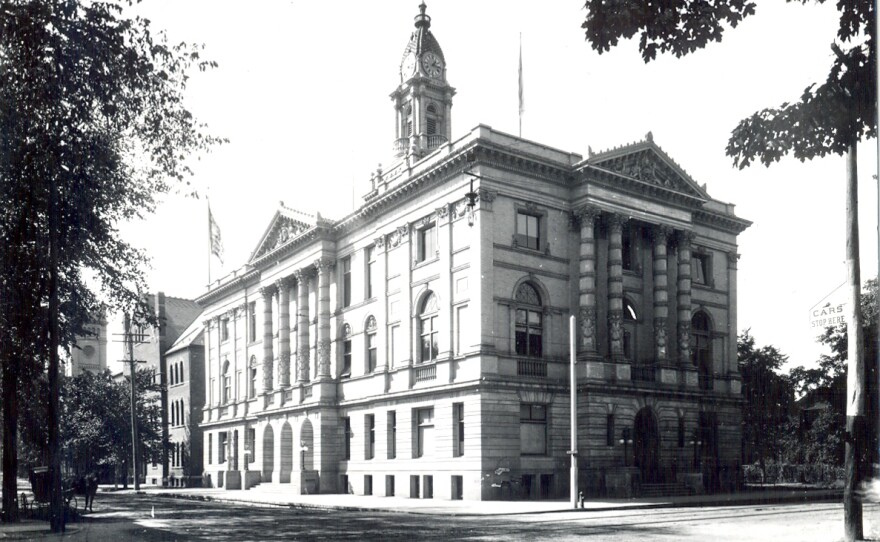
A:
341 323 352 378
179 362 184 384
222 359 231 404
366 316 378 372
623 298 638 361
692 311 712 390
426 104 438 135
419 293 439 363
515 282 543 358
405 105 413 137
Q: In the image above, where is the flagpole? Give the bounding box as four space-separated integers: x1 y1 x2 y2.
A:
207 197 212 286
518 32 523 138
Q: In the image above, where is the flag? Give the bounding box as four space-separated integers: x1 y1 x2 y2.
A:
518 33 524 135
208 203 224 265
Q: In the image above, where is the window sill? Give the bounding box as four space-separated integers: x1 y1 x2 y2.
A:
412 256 439 270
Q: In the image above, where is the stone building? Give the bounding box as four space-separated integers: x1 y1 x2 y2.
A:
163 318 206 487
66 316 108 377
196 3 750 499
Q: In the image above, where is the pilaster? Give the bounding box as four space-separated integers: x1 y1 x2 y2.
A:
294 268 314 383
259 285 276 393
276 277 293 387
652 225 671 362
607 214 625 359
676 230 694 368
576 205 600 359
315 258 334 381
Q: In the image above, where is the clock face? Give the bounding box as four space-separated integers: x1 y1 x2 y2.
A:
402 53 416 76
421 52 442 78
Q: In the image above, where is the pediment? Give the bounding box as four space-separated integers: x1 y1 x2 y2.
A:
249 206 315 262
586 140 709 203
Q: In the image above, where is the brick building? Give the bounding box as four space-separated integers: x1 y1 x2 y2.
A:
196 3 750 499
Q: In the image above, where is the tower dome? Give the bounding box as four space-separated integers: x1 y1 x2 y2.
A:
399 2 446 81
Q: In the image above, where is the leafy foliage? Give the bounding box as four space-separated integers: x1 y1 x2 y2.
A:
582 0 876 166
0 0 222 520
738 330 795 467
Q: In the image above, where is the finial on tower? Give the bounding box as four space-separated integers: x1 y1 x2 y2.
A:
415 2 431 29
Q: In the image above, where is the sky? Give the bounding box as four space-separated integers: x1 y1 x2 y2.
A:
115 0 874 371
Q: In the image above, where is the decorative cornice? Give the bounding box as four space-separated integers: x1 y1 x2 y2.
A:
693 209 752 234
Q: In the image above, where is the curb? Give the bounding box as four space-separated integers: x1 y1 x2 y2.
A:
148 488 843 517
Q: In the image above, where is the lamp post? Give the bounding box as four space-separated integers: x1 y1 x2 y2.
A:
690 429 703 469
619 428 633 467
300 441 309 472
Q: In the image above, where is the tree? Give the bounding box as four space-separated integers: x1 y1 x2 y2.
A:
583 3 874 539
738 331 795 476
0 0 222 530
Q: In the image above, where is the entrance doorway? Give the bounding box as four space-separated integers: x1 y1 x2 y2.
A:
633 407 660 483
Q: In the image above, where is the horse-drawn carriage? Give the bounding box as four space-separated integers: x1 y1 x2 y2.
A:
20 467 79 519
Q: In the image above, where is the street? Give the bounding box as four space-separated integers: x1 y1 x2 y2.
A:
5 491 879 541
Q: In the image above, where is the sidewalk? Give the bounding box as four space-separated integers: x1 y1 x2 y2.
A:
139 483 843 516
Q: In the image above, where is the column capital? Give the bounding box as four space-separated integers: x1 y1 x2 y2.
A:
294 267 315 282
275 276 295 290
259 285 277 299
676 229 695 249
202 318 212 328
313 257 335 275
650 224 673 245
606 213 627 233
727 251 740 269
574 204 601 225
374 235 387 251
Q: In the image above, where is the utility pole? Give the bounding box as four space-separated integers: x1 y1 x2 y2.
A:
568 315 578 509
844 142 865 542
122 313 143 492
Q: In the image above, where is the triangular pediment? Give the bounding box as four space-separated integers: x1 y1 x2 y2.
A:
585 138 709 203
249 204 316 262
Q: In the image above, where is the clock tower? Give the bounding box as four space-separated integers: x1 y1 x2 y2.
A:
391 2 456 160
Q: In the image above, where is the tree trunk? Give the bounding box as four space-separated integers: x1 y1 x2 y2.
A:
1 354 18 523
47 179 63 533
844 142 865 542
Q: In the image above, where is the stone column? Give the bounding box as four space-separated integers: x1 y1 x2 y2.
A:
727 250 740 376
576 205 600 358
260 285 276 393
677 230 694 366
374 235 389 371
276 277 292 388
294 268 312 383
212 316 222 406
607 214 625 359
436 206 453 360
314 258 334 380
652 225 671 362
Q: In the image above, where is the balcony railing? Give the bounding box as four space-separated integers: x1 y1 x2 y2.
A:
415 364 436 382
425 134 447 151
393 137 409 156
632 365 656 383
517 359 547 378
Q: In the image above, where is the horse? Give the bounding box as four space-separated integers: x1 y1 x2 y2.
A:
72 473 99 511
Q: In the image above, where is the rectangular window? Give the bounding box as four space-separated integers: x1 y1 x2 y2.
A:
606 414 615 447
364 475 373 496
343 417 351 460
692 252 711 285
423 475 434 499
247 428 256 464
420 314 438 363
622 225 635 271
365 246 376 299
387 411 397 459
367 332 377 373
426 116 437 135
516 211 540 250
417 224 437 263
218 432 227 463
342 256 352 308
221 318 230 342
208 434 213 465
342 339 352 378
520 403 547 455
515 309 543 358
386 475 395 497
453 402 465 457
248 365 257 399
678 417 685 448
248 302 257 342
451 475 463 500
366 414 375 460
415 407 434 458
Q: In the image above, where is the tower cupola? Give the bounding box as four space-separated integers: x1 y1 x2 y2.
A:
391 2 456 160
